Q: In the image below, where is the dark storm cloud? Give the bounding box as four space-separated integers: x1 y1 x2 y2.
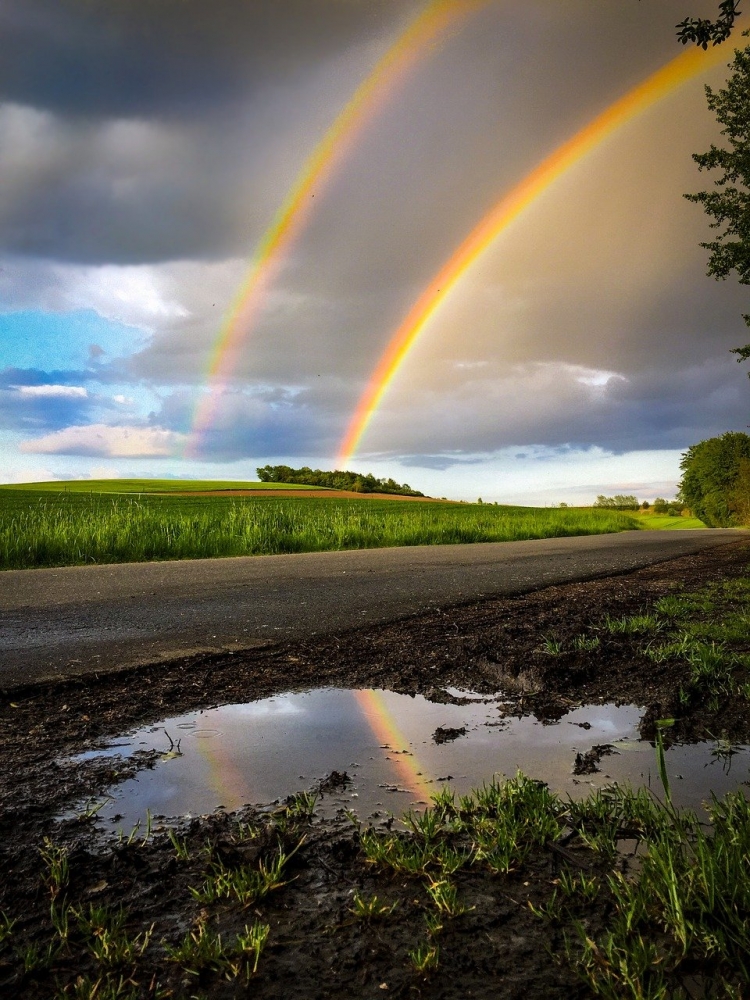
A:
4 0 743 474
0 0 409 118
0 110 249 263
0 0 719 268
0 0 427 263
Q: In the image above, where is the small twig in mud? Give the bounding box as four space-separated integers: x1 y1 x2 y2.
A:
546 840 594 871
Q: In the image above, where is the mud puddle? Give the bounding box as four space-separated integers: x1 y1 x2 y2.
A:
70 688 750 831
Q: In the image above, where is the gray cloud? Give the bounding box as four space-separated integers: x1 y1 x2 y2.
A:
0 0 412 119
361 358 749 460
0 0 724 271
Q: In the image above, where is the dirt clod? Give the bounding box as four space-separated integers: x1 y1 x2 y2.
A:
433 725 467 744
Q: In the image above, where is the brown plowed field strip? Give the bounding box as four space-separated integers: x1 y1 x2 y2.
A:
165 489 441 500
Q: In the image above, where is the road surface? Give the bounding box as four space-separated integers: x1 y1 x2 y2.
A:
0 529 744 688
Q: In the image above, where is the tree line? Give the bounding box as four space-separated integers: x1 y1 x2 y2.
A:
256 465 425 497
592 495 687 514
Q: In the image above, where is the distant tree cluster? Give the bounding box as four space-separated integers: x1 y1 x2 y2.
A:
679 432 750 526
593 494 640 510
256 465 424 497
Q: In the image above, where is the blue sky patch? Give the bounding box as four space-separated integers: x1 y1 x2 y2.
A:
0 310 147 372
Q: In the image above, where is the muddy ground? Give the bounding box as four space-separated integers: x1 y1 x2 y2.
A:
2 539 750 999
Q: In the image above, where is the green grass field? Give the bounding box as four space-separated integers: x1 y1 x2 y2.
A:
0 484 641 570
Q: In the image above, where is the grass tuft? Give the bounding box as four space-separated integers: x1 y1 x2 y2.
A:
349 892 398 921
408 940 440 974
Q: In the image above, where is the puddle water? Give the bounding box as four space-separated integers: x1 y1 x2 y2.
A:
72 689 750 832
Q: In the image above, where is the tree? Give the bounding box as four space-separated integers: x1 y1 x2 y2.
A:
729 456 750 520
593 494 639 510
678 431 750 524
686 42 750 370
677 0 742 48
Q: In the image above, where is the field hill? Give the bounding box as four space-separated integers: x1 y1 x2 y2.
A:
0 479 321 494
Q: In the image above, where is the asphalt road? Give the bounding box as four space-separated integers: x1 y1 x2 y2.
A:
0 529 745 689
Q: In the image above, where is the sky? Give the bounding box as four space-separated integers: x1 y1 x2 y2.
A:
1 0 749 503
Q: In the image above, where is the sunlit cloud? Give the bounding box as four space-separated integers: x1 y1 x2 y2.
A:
15 384 88 398
20 423 186 458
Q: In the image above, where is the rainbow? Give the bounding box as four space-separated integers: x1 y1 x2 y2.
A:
186 0 487 459
194 692 430 813
194 729 254 812
337 36 739 464
354 689 431 795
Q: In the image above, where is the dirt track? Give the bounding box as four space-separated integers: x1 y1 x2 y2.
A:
1 529 743 689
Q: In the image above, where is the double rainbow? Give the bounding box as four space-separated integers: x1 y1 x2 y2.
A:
186 0 487 459
195 691 430 810
337 36 739 464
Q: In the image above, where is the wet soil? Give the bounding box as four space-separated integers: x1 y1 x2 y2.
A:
2 539 750 999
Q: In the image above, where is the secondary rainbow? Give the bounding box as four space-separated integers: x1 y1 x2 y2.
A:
194 727 255 812
337 37 740 464
185 0 487 459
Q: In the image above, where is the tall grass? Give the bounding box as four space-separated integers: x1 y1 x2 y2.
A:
0 492 637 570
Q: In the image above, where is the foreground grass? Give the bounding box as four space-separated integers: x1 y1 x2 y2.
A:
360 772 750 998
4 775 748 999
0 490 637 570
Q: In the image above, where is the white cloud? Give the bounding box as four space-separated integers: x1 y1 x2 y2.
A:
2 466 60 485
15 384 87 398
59 263 189 326
20 423 186 457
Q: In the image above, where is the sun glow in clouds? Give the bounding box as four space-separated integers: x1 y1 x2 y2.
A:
337 35 742 465
185 0 487 460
